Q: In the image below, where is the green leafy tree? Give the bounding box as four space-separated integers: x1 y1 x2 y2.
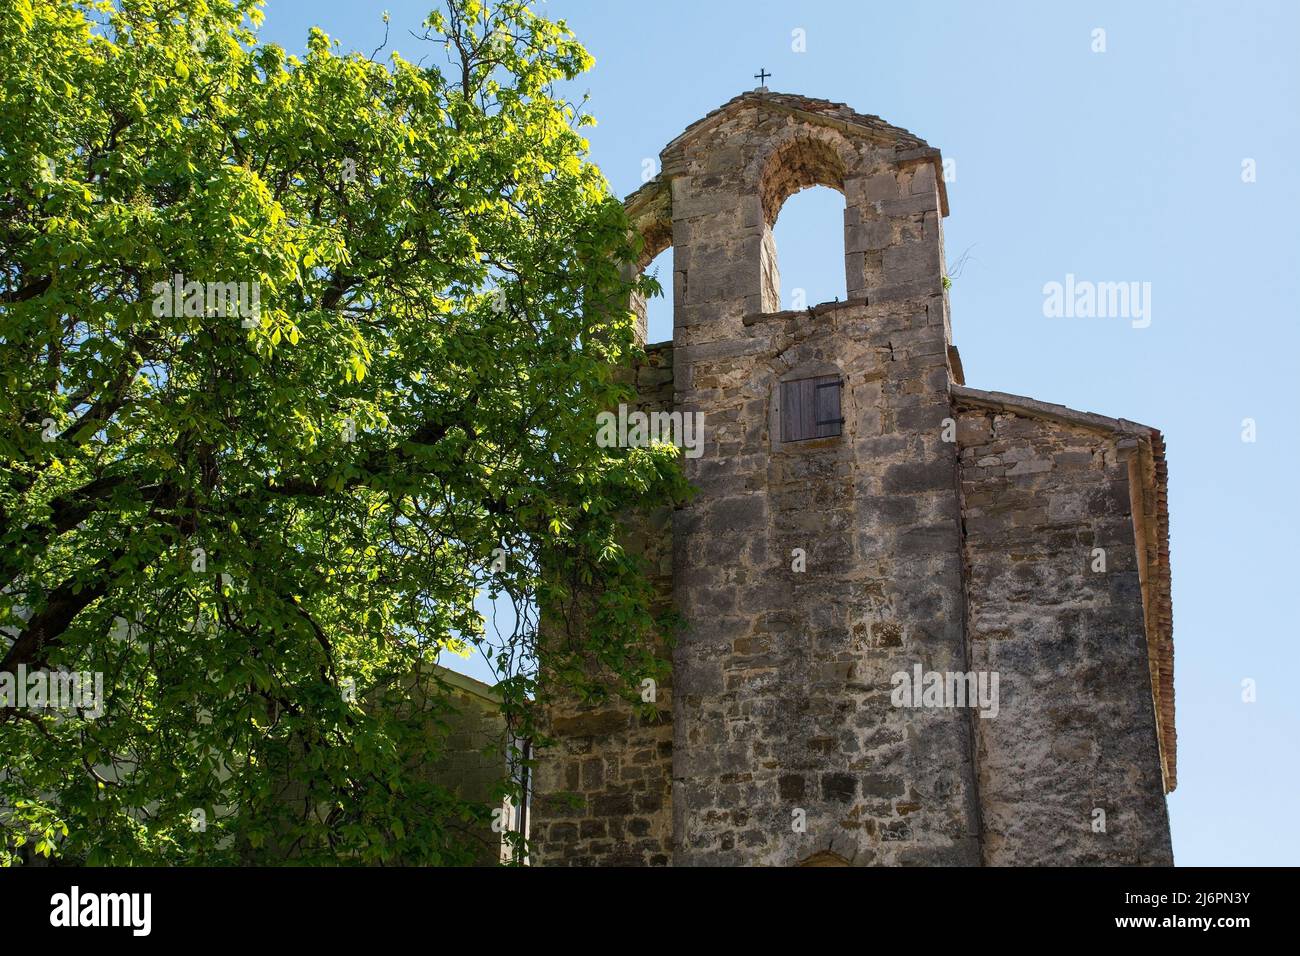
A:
0 0 685 864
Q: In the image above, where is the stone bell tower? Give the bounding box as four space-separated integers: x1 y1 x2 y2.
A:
529 91 1175 867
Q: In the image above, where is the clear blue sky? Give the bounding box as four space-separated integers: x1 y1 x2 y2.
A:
256 0 1300 866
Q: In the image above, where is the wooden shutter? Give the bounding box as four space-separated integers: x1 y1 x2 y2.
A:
781 375 842 442
813 374 843 438
780 378 808 441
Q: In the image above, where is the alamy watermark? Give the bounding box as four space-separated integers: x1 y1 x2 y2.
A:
1042 274 1151 329
1 665 104 719
151 273 261 326
50 886 151 936
890 663 1000 719
596 403 704 459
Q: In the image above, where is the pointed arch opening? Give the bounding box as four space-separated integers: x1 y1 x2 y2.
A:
755 132 852 314
625 180 674 345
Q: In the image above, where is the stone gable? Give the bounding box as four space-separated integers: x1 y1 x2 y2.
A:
531 92 1174 867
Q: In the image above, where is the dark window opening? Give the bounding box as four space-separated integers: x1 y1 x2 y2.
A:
781 375 843 442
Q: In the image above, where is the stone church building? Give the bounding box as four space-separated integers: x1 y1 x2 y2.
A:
529 91 1176 866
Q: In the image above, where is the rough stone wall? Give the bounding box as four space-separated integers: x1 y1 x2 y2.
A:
672 295 979 866
530 92 1173 867
261 667 512 865
528 343 675 866
664 98 979 866
956 408 1173 865
419 679 510 865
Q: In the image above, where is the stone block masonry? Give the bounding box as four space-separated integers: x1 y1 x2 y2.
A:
955 390 1173 865
529 344 676 866
530 91 1174 867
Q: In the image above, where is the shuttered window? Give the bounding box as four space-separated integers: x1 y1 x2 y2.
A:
780 374 843 442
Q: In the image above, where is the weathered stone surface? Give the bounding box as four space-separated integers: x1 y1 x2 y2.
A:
528 341 676 867
956 401 1173 865
531 91 1174 868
